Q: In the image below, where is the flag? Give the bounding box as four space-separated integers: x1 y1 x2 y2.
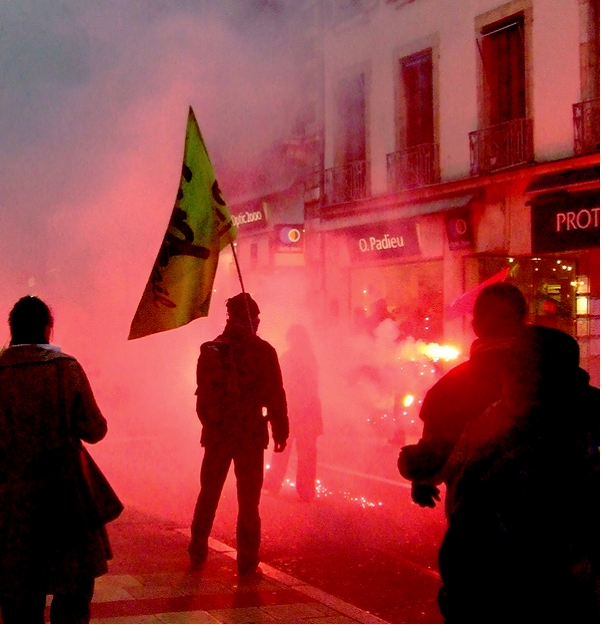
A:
128 107 237 340
445 268 510 320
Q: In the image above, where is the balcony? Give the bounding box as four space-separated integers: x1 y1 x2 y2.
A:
386 143 440 192
469 118 534 176
323 160 370 205
303 168 321 220
573 98 600 156
304 168 321 193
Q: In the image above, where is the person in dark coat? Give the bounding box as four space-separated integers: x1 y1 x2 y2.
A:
0 296 112 624
365 298 395 336
398 283 528 518
437 325 600 623
188 293 289 578
264 324 323 502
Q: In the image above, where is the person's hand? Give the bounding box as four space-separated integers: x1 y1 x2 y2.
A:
274 441 287 453
411 482 440 508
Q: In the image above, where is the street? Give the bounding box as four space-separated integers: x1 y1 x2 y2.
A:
94 403 448 624
206 443 447 624
97 409 448 624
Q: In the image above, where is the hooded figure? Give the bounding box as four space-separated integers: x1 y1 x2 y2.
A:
437 325 600 623
264 324 323 502
188 293 288 578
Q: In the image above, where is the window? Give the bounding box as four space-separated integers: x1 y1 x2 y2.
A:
335 73 366 165
471 12 532 174
350 261 444 342
388 48 438 190
399 49 434 149
479 15 526 126
466 252 600 386
325 72 369 204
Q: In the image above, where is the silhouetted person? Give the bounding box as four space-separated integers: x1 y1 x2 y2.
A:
188 293 289 578
398 283 528 518
264 324 323 502
365 298 394 336
352 306 368 334
437 325 600 623
0 296 112 624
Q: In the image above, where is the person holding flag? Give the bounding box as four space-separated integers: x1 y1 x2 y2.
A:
128 109 288 579
189 293 288 578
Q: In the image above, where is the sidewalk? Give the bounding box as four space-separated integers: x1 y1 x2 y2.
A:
89 508 388 624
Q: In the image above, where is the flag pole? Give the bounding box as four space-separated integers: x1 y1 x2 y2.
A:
229 240 256 334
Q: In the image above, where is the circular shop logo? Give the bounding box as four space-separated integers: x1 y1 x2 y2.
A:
280 227 302 244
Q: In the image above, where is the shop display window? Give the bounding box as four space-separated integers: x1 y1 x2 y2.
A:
466 253 600 385
350 260 444 342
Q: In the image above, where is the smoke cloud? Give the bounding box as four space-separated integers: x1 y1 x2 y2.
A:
0 0 461 524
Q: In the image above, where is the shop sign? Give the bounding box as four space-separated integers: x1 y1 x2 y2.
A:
274 224 304 253
445 210 474 250
231 201 267 233
345 220 420 261
531 190 600 253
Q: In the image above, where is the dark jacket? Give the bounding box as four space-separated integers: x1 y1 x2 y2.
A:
438 326 600 623
398 335 513 487
280 345 322 440
0 345 111 601
438 399 600 623
196 322 288 449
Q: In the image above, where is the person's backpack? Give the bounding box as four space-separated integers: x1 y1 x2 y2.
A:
195 339 240 424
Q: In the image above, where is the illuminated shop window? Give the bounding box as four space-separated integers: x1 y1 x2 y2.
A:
467 253 600 385
576 296 590 316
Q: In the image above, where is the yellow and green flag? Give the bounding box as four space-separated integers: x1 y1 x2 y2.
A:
128 107 237 340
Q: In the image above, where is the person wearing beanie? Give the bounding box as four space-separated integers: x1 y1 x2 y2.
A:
188 293 288 579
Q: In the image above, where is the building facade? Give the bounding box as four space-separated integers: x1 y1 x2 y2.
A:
226 0 599 384
299 0 599 383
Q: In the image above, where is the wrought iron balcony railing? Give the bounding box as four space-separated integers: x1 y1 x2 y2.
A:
469 118 534 176
323 160 370 205
386 143 440 192
573 98 600 156
304 168 321 193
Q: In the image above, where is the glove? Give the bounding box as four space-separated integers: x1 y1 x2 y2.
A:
411 482 440 508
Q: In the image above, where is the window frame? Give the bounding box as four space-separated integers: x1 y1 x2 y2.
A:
475 1 533 130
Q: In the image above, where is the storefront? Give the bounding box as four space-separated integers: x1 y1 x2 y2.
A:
464 173 600 385
316 207 452 342
229 184 306 272
529 183 599 384
311 163 599 382
345 218 444 340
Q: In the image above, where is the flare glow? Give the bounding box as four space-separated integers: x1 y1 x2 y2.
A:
418 343 460 362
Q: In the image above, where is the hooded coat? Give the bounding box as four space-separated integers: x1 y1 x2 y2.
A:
438 326 600 623
195 322 289 449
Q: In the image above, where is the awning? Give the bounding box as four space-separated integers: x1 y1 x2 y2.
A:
317 193 475 231
395 193 474 218
525 166 599 194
